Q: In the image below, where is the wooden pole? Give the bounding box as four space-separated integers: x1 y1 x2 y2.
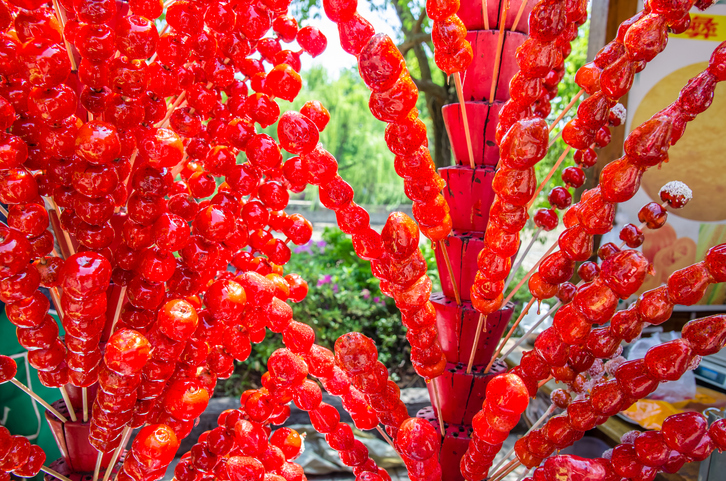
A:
439 240 462 306
453 72 476 169
59 386 77 422
10 379 68 422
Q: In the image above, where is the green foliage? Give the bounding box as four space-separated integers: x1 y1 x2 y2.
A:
216 227 441 396
261 66 408 206
530 21 591 213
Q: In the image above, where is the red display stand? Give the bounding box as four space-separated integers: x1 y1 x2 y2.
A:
434 231 486 302
426 3 530 478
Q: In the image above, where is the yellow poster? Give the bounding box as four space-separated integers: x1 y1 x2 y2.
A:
672 14 726 42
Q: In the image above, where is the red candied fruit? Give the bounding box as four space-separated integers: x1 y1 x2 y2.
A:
485 373 530 414
334 332 377 374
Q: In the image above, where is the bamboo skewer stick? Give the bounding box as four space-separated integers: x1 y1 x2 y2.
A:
51 0 77 71
501 242 558 307
42 466 74 481
59 386 77 422
10 378 67 422
498 302 562 362
503 228 542 293
538 375 553 388
46 197 76 257
466 313 486 375
488 0 511 103
484 297 535 373
453 72 476 169
510 0 530 31
108 286 128 335
489 458 521 481
92 452 103 481
82 387 89 422
491 404 557 475
376 426 397 453
548 129 563 148
103 427 132 481
482 0 489 30
49 287 64 320
526 146 572 210
548 89 584 132
431 381 446 436
156 92 187 129
516 469 532 481
439 240 462 306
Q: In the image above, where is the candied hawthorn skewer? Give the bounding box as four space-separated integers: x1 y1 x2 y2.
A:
522 411 726 481
522 47 724 307
0 427 50 480
116 424 179 481
88 328 151 479
467 245 726 477
513 311 726 468
59 252 112 421
377 213 448 380
321 3 455 245
335 332 443 480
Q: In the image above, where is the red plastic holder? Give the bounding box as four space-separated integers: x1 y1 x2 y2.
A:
431 294 514 366
460 31 526 103
440 166 496 233
418 406 472 481
434 230 486 301
442 102 504 168
45 400 117 474
427 361 508 425
457 0 533 33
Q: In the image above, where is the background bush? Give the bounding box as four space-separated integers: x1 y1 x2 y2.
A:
217 227 441 396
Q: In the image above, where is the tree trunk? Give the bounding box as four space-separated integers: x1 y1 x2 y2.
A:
428 93 453 170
